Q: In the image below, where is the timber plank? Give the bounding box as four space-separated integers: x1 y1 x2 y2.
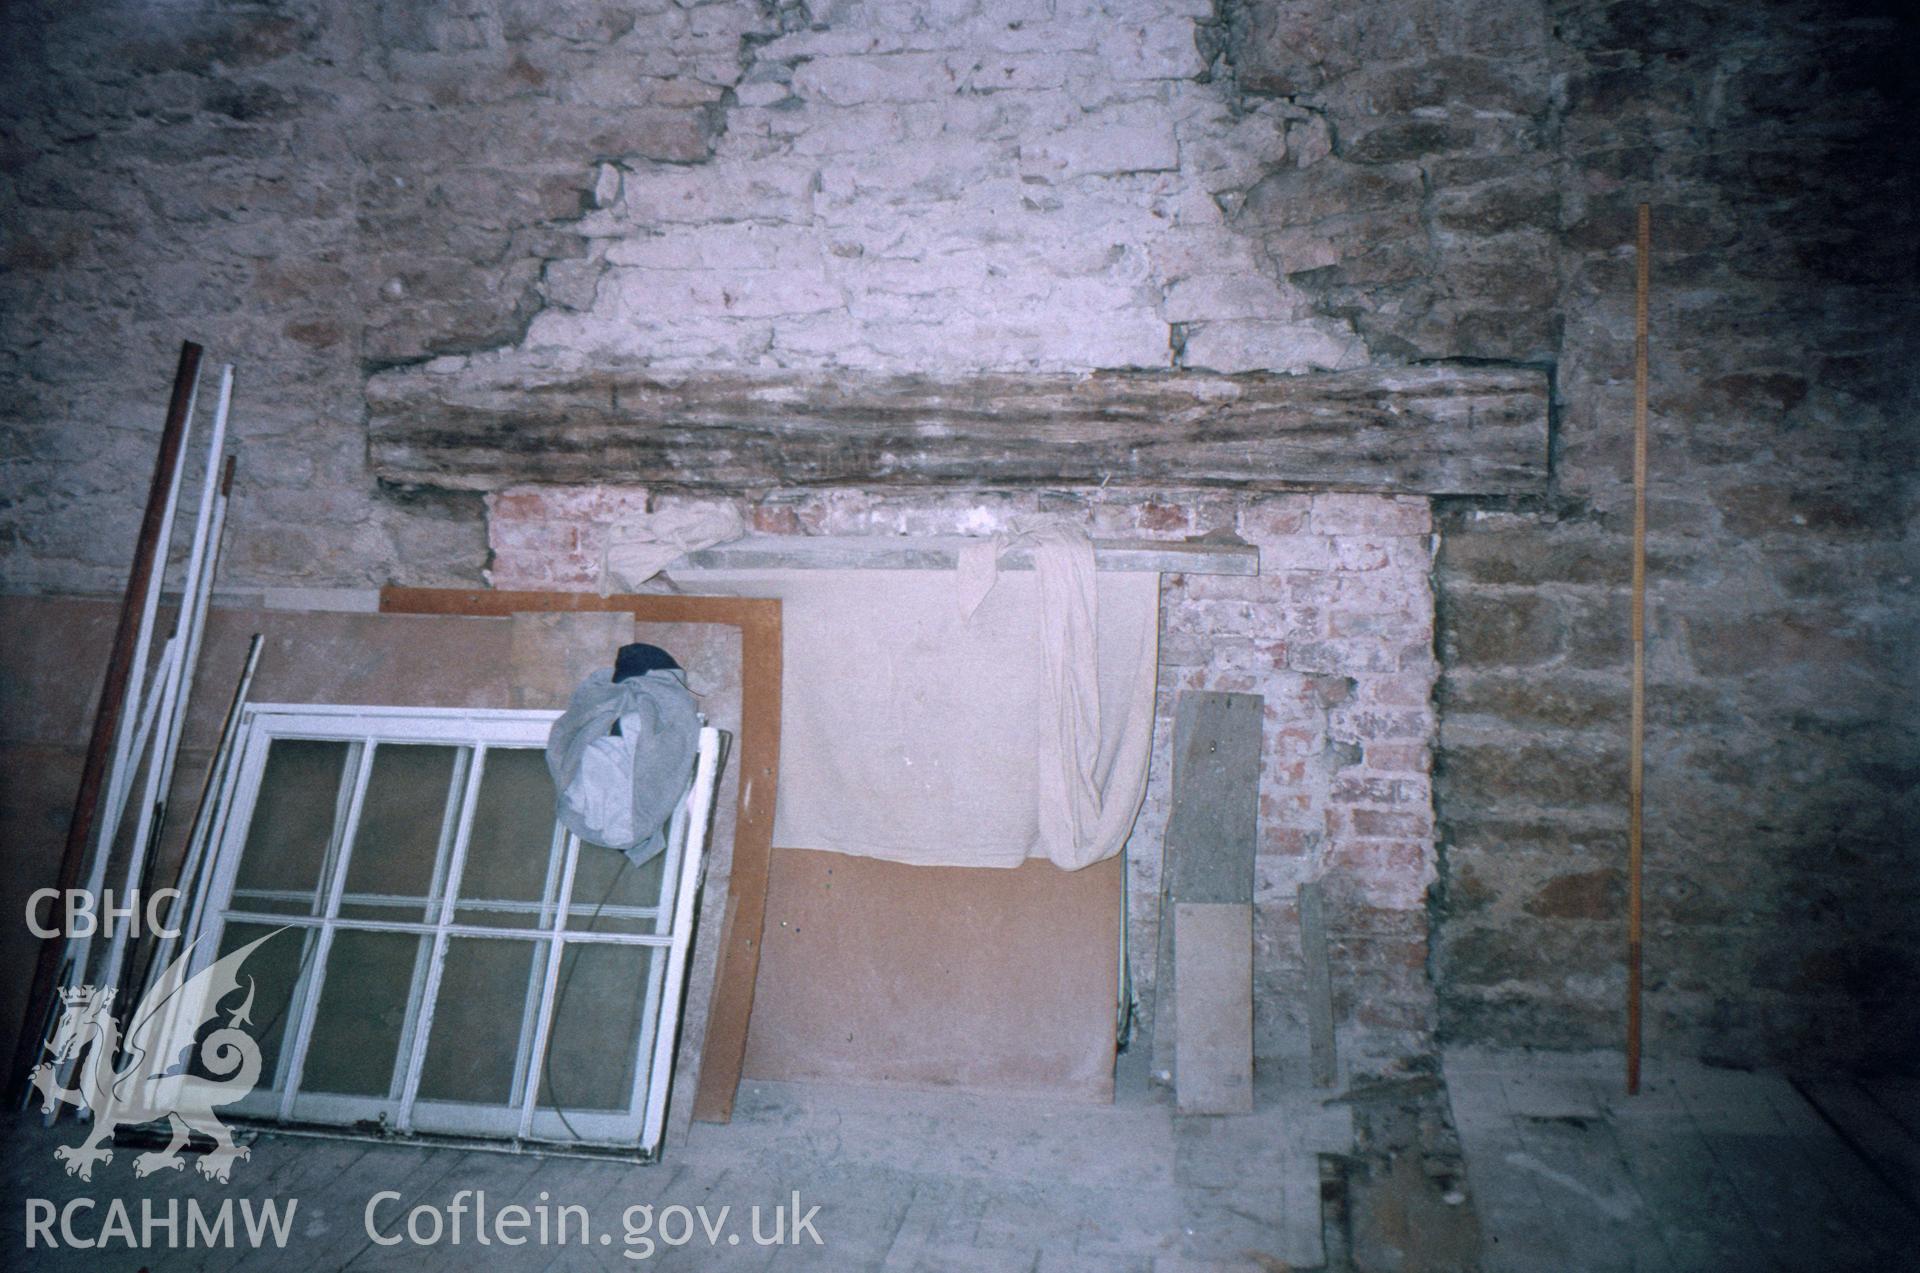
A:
366 365 1550 496
1151 690 1262 1088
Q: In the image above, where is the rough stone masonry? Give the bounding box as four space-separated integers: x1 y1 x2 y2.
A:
1 0 1914 1071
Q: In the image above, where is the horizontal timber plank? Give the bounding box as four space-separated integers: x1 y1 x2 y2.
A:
367 364 1549 496
672 535 1258 575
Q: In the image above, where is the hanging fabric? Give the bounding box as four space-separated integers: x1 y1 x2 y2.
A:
684 524 1160 871
599 503 745 594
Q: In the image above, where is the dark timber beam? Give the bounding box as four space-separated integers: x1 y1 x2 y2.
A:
366 364 1549 496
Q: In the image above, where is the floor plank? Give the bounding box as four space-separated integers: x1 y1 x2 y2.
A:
1447 1051 1920 1273
0 1048 1344 1271
1799 1078 1920 1205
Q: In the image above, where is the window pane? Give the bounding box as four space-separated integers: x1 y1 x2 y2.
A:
205 921 312 1094
298 929 423 1098
566 845 668 935
339 744 461 922
231 739 349 914
416 937 545 1106
539 943 659 1114
455 747 561 930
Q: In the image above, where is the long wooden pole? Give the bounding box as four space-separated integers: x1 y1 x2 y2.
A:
9 340 203 1101
1627 206 1650 1096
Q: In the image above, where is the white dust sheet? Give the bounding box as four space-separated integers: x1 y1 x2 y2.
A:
679 566 1159 870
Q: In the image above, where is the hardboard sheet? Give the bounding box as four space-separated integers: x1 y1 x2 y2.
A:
741 846 1120 1100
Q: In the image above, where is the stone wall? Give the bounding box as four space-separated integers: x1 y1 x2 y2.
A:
0 0 1370 595
486 483 1439 1061
1429 0 1920 1068
2 0 1913 1070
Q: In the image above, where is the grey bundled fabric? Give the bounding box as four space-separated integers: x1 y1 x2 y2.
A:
547 667 701 863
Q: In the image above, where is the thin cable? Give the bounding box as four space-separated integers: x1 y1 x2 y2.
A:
537 851 631 1142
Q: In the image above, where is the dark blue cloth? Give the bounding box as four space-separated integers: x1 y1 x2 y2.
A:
614 642 681 682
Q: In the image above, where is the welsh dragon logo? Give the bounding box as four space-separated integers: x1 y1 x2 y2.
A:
29 931 282 1184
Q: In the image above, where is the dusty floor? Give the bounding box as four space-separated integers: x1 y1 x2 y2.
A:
5 1049 1914 1270
1445 1048 1920 1272
0 1050 1350 1271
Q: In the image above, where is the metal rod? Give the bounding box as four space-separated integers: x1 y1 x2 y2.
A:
109 363 202 832
10 341 202 1102
100 637 179 848
1627 203 1650 1097
131 631 262 1020
122 457 236 1012
51 630 181 1101
96 366 234 1019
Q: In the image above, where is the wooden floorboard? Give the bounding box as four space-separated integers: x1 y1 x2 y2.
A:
1508 1086 1677 1273
1863 1078 1920 1139
1799 1077 1920 1206
1447 1051 1920 1273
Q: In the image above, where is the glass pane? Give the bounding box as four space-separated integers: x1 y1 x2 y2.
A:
455 747 561 930
339 744 461 922
201 921 313 1094
298 929 423 1098
416 937 545 1106
230 739 349 915
567 844 668 935
538 943 659 1114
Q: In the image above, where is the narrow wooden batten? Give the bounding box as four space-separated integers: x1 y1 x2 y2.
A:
667 534 1258 576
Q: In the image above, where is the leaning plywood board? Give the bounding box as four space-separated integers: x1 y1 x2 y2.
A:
1152 690 1262 1095
506 611 632 709
382 588 781 1126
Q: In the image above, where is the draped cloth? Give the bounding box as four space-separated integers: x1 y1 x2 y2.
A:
686 526 1159 870
546 667 701 864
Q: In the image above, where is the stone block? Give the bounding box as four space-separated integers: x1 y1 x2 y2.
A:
1523 867 1625 921
1173 902 1255 1114
1017 122 1180 178
1180 318 1362 374
1102 17 1208 81
1436 739 1624 809
1311 494 1431 537
791 54 956 106
1438 590 1562 667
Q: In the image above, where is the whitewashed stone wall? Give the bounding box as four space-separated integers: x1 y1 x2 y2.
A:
467 0 1363 386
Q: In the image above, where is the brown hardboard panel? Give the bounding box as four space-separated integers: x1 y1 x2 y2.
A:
742 847 1120 1101
381 587 780 1125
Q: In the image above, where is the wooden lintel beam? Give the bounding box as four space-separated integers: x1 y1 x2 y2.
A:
367 364 1549 497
